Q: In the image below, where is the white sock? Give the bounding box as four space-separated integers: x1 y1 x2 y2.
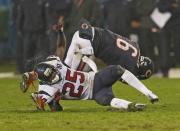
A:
110 98 131 109
121 70 154 97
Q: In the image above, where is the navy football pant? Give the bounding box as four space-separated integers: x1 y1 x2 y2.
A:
93 65 122 106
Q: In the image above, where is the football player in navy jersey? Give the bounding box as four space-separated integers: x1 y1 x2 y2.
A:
60 19 152 80
20 56 158 112
53 18 156 102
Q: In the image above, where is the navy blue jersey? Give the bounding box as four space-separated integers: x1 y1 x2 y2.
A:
92 27 140 74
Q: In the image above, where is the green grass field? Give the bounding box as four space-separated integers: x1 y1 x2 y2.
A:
0 77 180 131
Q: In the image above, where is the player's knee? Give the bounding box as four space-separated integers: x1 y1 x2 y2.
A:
116 65 125 76
112 65 125 78
94 94 114 106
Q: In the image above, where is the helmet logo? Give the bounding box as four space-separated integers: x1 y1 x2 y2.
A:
81 23 89 29
138 56 154 79
44 68 52 77
145 69 152 78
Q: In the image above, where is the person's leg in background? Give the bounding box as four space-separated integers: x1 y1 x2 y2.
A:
157 29 172 77
139 29 157 68
16 32 25 73
172 27 180 67
23 32 36 72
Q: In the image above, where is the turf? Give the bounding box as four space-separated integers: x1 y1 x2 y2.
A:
0 77 180 131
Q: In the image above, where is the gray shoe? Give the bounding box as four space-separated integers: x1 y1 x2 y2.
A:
127 103 146 112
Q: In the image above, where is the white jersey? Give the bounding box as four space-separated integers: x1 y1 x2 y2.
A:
38 58 95 102
64 30 97 72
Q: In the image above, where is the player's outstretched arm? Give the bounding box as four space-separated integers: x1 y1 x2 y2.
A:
55 32 66 60
53 16 66 60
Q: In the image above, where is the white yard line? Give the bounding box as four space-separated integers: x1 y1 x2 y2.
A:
169 69 180 78
0 72 16 78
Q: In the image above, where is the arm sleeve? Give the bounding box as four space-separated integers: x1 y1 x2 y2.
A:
64 31 94 67
64 31 78 67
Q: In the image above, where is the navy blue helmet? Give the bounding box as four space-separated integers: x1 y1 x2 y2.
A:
34 62 61 84
137 56 154 80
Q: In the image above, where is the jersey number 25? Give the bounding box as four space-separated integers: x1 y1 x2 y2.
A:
62 69 85 97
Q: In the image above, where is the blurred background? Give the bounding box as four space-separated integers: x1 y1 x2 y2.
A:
0 0 180 78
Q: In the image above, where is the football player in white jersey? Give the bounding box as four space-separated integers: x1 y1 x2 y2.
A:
20 56 158 112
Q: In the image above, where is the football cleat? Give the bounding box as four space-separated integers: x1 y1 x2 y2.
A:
20 71 37 93
127 103 146 112
31 92 46 111
147 93 159 104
